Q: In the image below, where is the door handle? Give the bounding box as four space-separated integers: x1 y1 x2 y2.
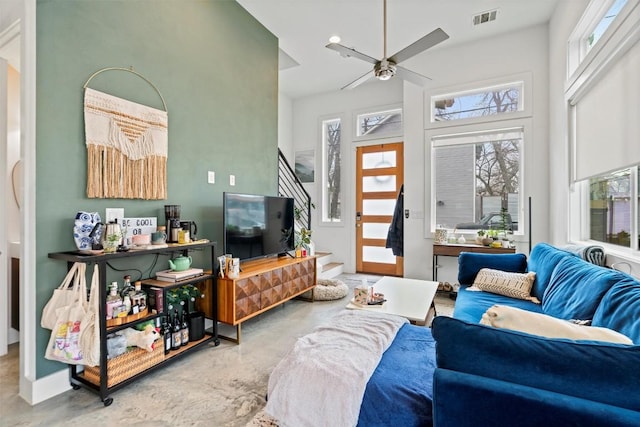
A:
356 211 361 221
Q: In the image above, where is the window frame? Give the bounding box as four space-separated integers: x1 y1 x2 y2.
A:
425 72 532 130
425 119 531 238
572 166 639 253
319 114 344 225
352 103 403 142
566 0 640 259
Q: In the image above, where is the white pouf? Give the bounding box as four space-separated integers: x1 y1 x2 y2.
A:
313 279 349 301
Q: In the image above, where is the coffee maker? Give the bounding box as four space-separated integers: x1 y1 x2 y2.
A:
164 205 181 243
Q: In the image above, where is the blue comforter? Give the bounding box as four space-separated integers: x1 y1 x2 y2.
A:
358 323 436 426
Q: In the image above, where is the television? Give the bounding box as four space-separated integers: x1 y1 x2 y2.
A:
223 192 295 261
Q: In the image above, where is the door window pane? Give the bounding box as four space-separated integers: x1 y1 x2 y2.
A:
363 199 395 216
363 176 396 193
363 223 390 239
363 246 396 264
363 151 396 169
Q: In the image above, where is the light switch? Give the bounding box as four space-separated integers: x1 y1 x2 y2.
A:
208 171 215 184
230 175 236 186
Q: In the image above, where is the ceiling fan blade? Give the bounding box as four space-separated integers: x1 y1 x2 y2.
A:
388 28 449 64
395 65 431 86
326 43 379 65
341 69 375 90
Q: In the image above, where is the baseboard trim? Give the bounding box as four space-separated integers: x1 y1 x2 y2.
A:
20 369 70 405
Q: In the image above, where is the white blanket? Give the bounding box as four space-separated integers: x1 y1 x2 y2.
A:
265 310 408 427
481 304 633 344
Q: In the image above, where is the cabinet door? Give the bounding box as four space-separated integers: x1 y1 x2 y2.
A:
299 258 315 292
261 268 283 308
281 264 294 299
235 275 262 320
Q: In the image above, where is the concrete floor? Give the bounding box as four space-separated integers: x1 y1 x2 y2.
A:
0 274 454 426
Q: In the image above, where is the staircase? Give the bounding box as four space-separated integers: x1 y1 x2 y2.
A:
315 251 344 280
278 150 344 279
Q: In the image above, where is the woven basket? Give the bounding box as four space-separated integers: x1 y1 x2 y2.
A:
83 340 164 387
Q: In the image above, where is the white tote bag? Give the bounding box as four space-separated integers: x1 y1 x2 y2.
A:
45 263 88 365
80 264 101 367
41 262 84 330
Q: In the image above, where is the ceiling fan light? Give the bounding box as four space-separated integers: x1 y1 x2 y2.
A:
374 62 396 81
329 35 341 44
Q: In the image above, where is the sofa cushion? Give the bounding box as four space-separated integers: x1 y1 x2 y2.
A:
457 252 528 286
542 256 624 320
453 285 544 323
527 243 577 300
432 316 640 411
480 304 632 344
471 269 538 302
592 278 640 344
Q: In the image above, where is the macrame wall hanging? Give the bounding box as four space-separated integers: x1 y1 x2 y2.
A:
83 67 168 200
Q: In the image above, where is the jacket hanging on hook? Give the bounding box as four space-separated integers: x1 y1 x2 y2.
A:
385 185 404 256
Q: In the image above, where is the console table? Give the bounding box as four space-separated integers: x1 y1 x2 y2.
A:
432 242 515 281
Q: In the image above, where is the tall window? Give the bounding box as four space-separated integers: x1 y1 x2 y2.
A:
567 0 640 254
432 129 522 233
322 118 342 222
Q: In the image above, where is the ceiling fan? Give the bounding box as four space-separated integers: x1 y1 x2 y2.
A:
326 0 449 90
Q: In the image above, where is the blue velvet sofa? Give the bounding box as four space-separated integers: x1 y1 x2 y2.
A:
431 243 640 426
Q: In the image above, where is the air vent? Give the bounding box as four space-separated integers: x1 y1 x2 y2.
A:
472 9 498 26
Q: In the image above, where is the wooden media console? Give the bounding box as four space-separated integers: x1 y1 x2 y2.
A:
217 255 316 343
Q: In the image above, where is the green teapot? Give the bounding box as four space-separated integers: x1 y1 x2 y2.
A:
168 255 192 272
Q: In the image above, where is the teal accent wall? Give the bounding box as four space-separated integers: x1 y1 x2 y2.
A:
36 0 278 377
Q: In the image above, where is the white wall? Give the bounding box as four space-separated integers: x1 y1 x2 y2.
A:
277 92 293 161
291 24 554 282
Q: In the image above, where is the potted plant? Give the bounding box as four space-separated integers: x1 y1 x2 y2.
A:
294 204 315 256
483 229 496 246
476 230 485 245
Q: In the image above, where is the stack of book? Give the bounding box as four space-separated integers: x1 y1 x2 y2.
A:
155 268 204 282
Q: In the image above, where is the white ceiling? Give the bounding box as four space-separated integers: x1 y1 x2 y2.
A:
236 0 561 99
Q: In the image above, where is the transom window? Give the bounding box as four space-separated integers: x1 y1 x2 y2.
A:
432 82 523 123
355 107 402 139
585 0 628 54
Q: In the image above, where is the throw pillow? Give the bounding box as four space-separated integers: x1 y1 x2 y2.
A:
480 304 633 344
471 268 538 302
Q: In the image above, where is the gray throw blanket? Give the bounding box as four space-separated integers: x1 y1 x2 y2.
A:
265 310 408 427
563 244 606 266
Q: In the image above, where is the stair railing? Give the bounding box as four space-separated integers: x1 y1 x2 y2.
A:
278 148 312 231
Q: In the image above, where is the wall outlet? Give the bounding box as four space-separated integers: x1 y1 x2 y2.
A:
230 174 235 186
208 171 215 184
105 208 124 223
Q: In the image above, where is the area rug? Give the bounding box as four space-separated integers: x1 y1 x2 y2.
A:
246 409 278 426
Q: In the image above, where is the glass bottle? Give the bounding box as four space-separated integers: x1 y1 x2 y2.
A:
180 309 189 346
106 281 122 319
122 275 135 298
163 315 172 355
123 295 132 315
131 280 147 314
171 310 182 350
